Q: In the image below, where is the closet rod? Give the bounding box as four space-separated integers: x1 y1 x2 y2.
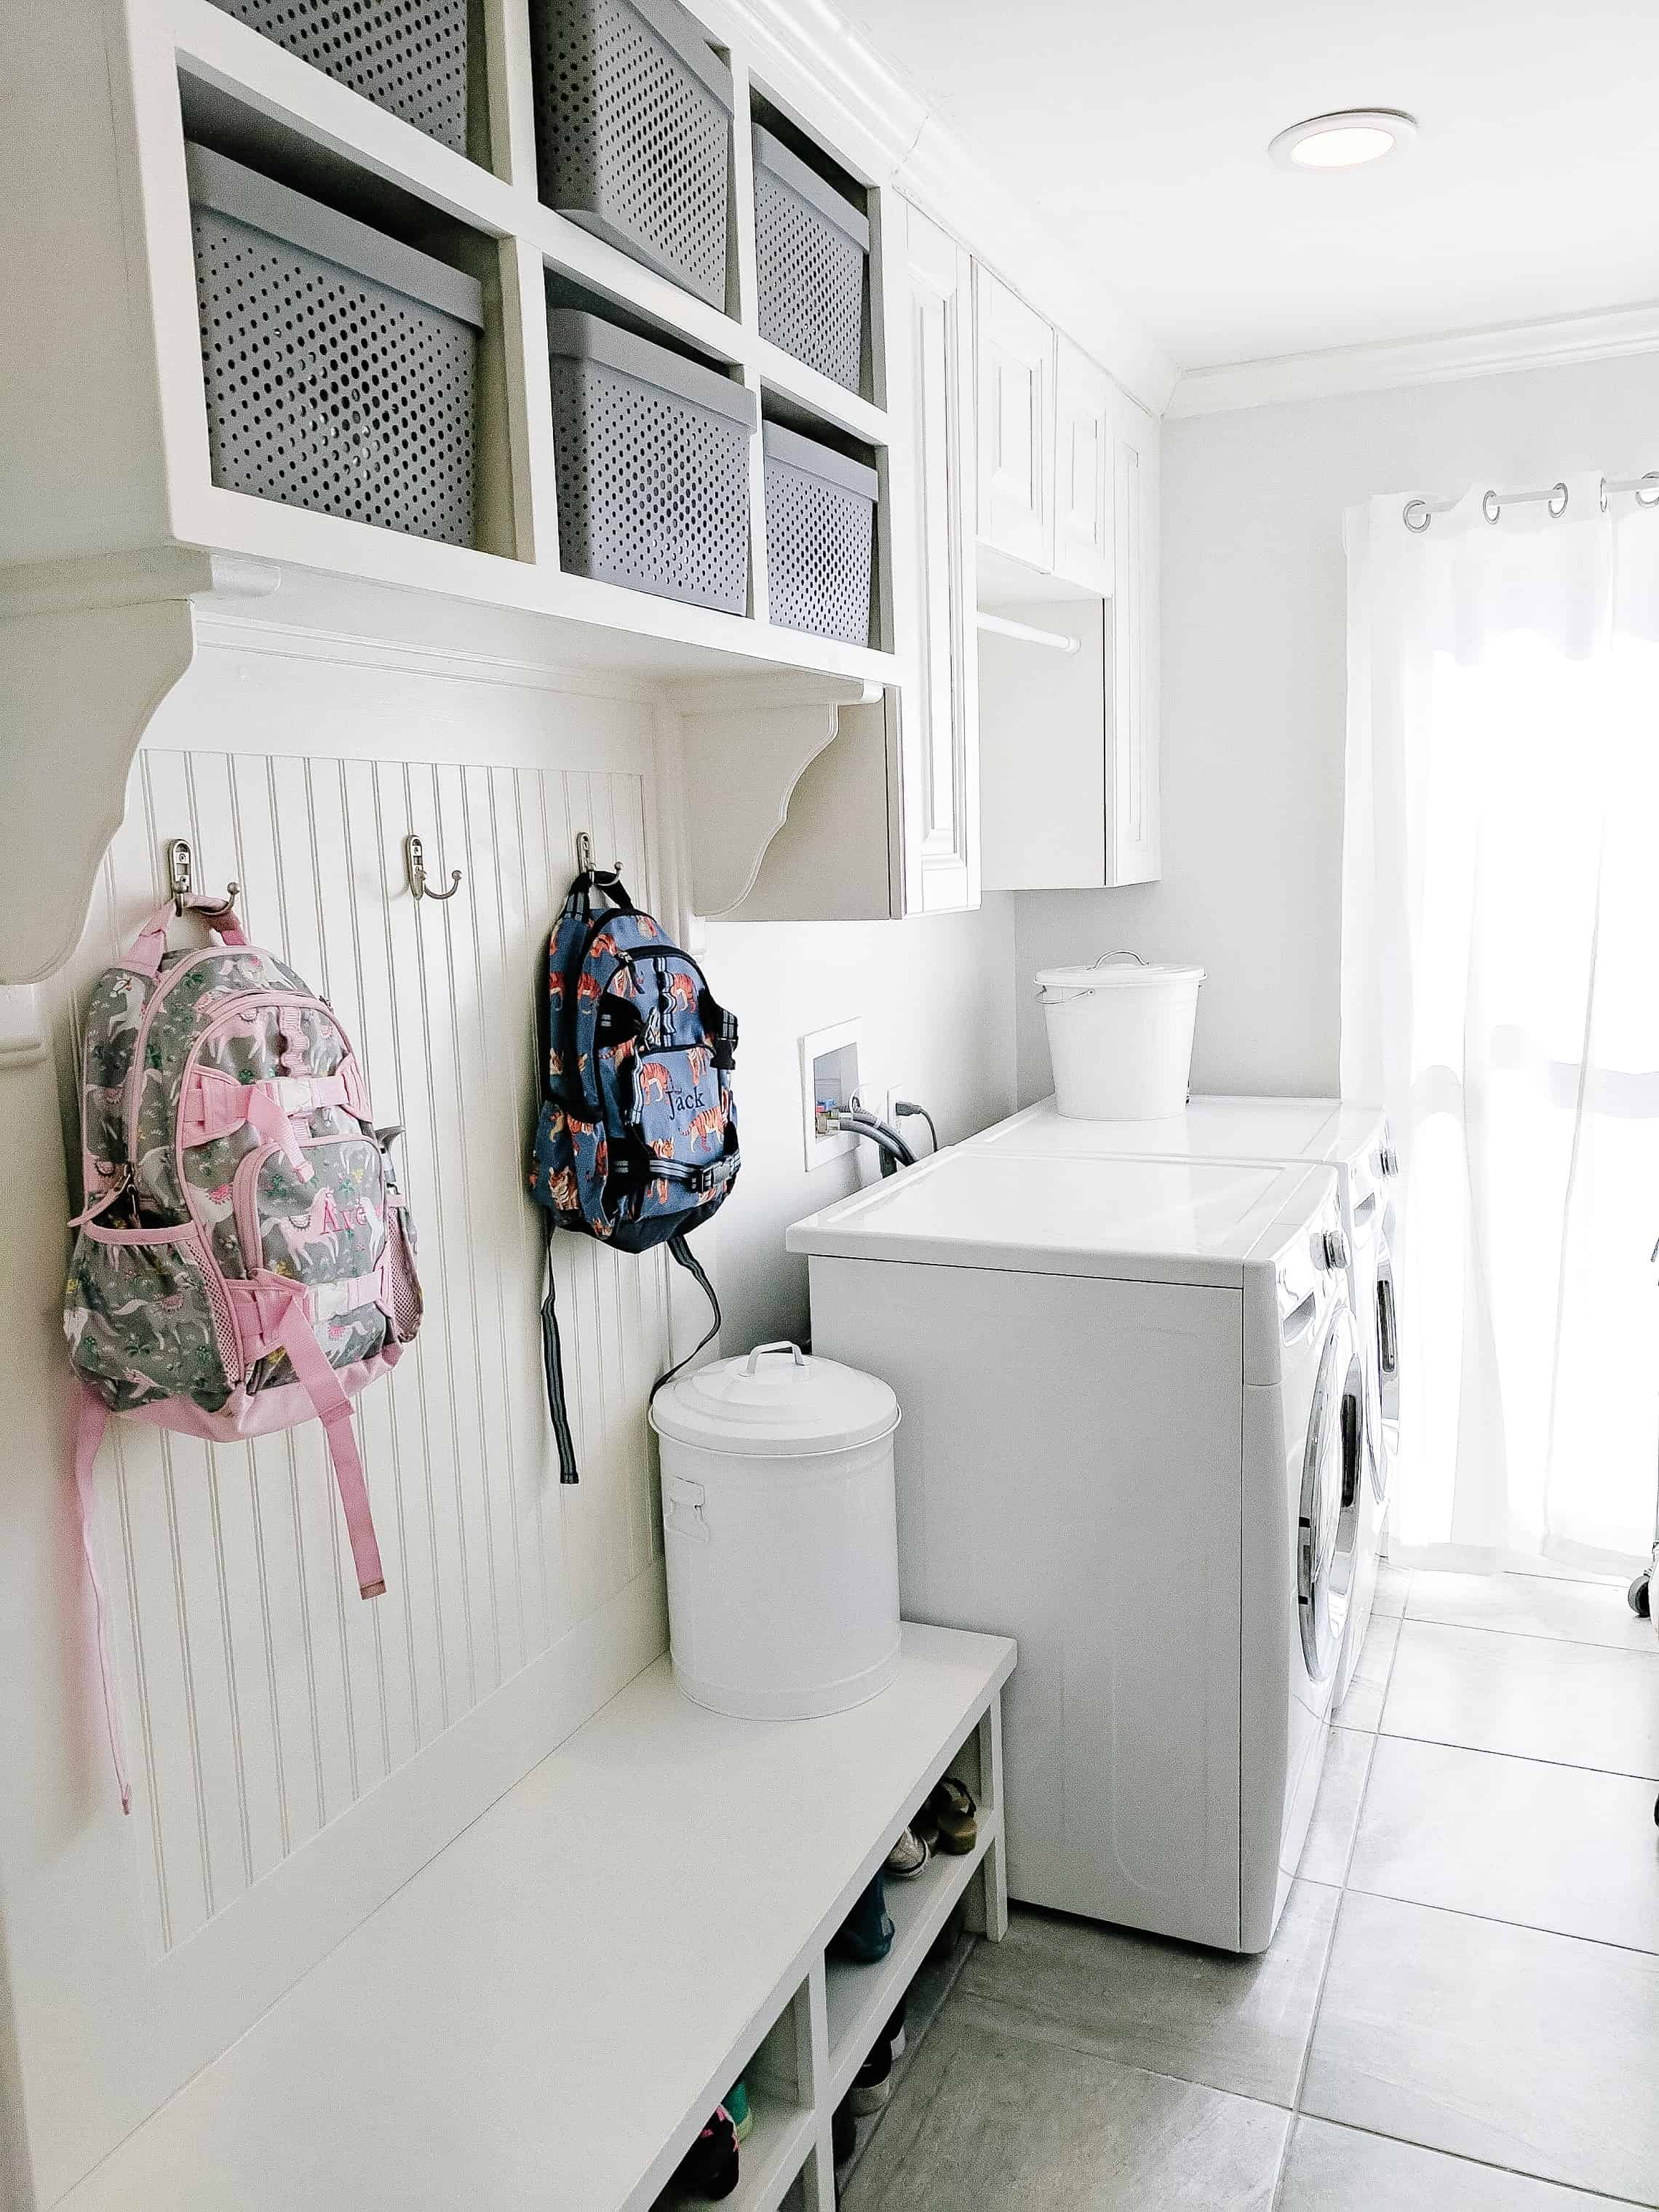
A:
975 610 1081 655
1403 471 1659 533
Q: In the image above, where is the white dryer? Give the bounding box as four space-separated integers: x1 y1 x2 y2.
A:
787 1151 1362 1954
966 1097 1400 1698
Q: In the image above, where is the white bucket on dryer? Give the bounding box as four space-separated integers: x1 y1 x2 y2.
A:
650 1340 901 1719
1037 955 1205 1119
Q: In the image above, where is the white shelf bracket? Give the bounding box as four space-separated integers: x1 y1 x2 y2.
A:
670 672 883 917
0 549 279 982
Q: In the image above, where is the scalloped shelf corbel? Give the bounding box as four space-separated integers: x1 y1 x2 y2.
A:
672 672 885 916
0 549 280 983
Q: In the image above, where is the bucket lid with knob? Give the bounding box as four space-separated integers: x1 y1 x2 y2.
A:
1035 951 1206 1000
650 1340 899 1457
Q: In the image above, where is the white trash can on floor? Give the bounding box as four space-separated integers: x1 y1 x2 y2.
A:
1038 956 1205 1119
650 1341 901 1719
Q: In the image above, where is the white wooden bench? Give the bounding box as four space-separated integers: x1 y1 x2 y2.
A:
59 1622 1015 2212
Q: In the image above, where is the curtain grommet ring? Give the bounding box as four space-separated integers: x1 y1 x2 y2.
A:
1599 475 1610 514
1482 489 1501 524
1548 481 1569 517
1638 472 1659 509
1402 498 1432 533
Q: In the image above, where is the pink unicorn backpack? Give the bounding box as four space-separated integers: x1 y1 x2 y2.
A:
64 895 423 1808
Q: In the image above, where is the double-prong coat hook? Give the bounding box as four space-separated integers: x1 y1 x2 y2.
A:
573 830 623 886
404 832 462 903
166 837 239 917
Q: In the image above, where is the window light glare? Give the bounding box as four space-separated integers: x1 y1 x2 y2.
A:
1270 110 1417 172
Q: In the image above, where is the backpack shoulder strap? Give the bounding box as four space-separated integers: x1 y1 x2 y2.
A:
126 896 250 979
651 1230 722 1400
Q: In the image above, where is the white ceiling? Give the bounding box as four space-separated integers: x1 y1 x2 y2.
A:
848 0 1659 370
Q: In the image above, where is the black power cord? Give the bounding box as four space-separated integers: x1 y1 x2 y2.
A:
892 1099 939 1155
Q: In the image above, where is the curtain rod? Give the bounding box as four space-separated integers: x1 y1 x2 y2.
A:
1402 472 1659 533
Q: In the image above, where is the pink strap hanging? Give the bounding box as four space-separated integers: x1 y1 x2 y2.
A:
72 1390 132 1816
263 1281 386 1600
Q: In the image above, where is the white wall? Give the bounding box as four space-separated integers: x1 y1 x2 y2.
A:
707 901 1018 1352
1016 349 1659 1103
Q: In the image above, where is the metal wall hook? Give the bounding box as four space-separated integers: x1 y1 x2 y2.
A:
574 830 622 884
404 832 461 903
165 838 239 917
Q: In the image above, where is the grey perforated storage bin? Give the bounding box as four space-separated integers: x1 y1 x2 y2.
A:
763 422 877 645
208 0 470 155
547 309 756 610
752 127 868 393
186 146 482 547
528 0 731 309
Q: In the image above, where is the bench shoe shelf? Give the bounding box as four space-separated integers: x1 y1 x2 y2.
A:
47 1622 1014 2212
0 0 916 979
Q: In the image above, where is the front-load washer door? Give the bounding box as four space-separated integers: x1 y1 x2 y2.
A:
1299 1305 1363 1683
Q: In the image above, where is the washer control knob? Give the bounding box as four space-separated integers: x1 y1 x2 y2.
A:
1319 1228 1350 1273
1378 1142 1401 1177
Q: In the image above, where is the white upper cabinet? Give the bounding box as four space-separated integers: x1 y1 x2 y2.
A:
974 266 1055 571
1106 384 1161 885
904 206 980 913
1053 337 1114 596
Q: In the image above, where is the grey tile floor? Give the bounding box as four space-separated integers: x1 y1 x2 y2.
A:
843 1564 1659 2210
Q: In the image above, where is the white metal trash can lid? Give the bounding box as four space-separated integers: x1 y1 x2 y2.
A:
1036 958 1205 992
650 1340 899 1457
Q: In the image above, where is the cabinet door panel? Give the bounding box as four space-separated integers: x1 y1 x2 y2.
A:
974 265 1054 572
904 206 979 913
1107 389 1160 884
1054 337 1113 595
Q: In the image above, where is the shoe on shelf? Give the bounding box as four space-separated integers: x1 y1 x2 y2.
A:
883 1994 907 2061
885 1825 930 1881
831 1869 894 1965
724 2079 753 2144
926 1775 977 1855
670 2106 739 2200
848 2037 894 2116
832 2095 856 2165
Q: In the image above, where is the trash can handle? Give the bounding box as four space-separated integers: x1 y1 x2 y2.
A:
746 1340 805 1375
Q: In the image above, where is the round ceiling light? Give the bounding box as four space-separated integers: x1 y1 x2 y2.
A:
1269 109 1417 171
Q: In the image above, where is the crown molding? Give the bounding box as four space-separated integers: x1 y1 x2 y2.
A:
1166 299 1659 420
709 0 1180 418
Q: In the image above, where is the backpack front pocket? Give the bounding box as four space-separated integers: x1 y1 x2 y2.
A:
66 1220 243 1414
234 1135 397 1372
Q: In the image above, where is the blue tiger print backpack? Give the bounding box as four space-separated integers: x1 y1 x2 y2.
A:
530 863 739 1481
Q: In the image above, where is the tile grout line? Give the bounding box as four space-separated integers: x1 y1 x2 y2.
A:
1401 1610 1658 1658
1269 1596 1406 2212
1377 1721 1659 1787
1302 2112 1659 2212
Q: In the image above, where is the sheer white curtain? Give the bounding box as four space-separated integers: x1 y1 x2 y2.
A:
1343 472 1659 1572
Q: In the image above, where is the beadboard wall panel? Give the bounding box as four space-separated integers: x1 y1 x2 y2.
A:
9 633 677 2205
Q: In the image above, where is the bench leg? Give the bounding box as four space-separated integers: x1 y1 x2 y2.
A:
962 1695 1008 1943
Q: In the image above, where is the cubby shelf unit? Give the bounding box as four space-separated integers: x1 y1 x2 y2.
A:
0 0 916 977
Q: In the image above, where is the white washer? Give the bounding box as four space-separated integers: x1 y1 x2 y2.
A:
966 1098 1401 1698
787 1151 1362 1954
